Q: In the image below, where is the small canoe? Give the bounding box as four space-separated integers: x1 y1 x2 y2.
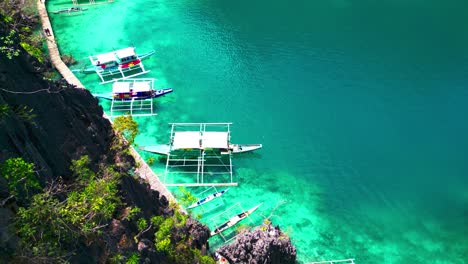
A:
52 7 87 14
210 203 262 237
188 189 229 209
229 144 262 154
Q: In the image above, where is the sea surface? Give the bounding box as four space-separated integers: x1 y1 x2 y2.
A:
47 0 468 262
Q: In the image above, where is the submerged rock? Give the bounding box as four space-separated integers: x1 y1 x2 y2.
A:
216 223 296 264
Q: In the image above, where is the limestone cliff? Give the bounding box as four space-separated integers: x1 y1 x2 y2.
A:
216 223 296 264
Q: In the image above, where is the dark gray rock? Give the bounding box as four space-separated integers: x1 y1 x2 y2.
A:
186 218 211 249
216 224 296 264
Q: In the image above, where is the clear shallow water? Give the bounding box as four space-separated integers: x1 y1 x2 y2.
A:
48 0 468 262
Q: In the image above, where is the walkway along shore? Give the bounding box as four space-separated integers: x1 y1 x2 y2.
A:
36 0 84 88
35 0 181 207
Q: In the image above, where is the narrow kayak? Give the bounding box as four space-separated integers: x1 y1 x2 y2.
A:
188 189 229 209
211 203 262 237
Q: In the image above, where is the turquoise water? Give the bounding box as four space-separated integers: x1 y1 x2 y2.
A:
47 0 468 262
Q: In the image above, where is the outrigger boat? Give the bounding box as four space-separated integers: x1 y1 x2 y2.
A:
93 78 171 117
93 78 172 101
188 189 229 209
82 47 155 84
143 123 260 187
210 203 262 237
52 7 88 14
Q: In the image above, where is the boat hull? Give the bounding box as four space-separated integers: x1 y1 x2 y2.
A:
187 189 229 209
210 203 262 237
52 7 87 14
229 144 263 154
140 142 262 155
94 88 173 101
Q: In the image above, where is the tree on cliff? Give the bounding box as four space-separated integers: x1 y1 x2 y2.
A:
0 157 40 206
113 115 139 146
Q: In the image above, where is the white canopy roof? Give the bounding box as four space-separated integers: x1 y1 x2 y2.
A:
95 52 117 64
172 132 201 149
112 81 152 94
115 47 136 59
171 131 229 149
132 82 151 92
112 82 131 93
202 132 229 149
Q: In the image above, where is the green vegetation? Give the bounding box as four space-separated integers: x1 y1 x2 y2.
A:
70 155 95 181
0 157 40 202
137 218 148 232
152 209 214 264
113 115 139 145
1 0 60 82
0 29 20 59
177 187 198 208
19 33 44 63
0 1 44 62
13 105 37 124
61 170 121 235
146 156 156 165
0 103 10 120
5 154 214 262
15 192 75 258
124 206 141 221
126 253 140 264
11 156 121 260
151 215 164 226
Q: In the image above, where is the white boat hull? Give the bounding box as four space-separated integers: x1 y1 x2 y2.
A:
210 203 262 237
188 189 229 209
229 144 262 154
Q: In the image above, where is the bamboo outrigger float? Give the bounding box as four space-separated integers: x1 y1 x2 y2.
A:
139 123 262 187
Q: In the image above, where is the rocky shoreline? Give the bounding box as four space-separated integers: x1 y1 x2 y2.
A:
216 223 296 264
